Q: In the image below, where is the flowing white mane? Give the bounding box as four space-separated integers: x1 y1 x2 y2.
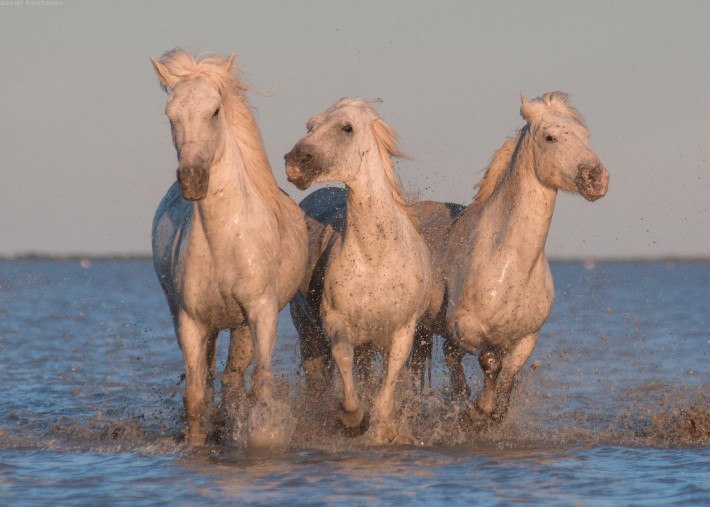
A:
329 98 416 224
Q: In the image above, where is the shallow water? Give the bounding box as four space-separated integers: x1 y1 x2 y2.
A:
0 259 708 505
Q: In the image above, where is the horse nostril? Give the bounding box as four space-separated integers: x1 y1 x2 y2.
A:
297 150 313 165
579 165 600 183
285 146 313 167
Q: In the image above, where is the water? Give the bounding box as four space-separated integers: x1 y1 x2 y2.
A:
0 259 708 505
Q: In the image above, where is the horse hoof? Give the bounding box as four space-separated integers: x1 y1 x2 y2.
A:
184 431 207 446
246 400 295 450
340 407 370 437
392 433 415 445
463 402 490 432
373 423 400 444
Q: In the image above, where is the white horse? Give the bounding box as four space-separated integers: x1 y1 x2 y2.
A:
150 50 307 445
285 99 432 443
413 92 609 428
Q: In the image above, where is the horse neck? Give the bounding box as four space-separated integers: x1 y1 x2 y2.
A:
342 152 411 253
475 135 557 264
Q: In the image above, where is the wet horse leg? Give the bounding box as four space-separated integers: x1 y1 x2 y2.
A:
444 339 471 400
222 324 253 404
291 293 332 394
247 298 279 402
177 312 213 445
410 323 433 391
490 331 539 422
466 331 539 426
204 331 219 429
372 322 415 443
332 338 366 431
466 346 503 428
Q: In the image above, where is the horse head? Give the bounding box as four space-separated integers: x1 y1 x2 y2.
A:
521 92 609 201
151 51 236 201
284 98 400 190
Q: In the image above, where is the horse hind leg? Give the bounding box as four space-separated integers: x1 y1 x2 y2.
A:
444 339 471 400
291 295 333 395
410 323 433 392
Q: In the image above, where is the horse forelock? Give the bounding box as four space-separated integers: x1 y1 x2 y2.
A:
521 91 586 128
157 49 289 225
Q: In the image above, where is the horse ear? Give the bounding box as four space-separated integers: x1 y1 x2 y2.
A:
151 56 177 90
225 51 237 71
520 94 533 121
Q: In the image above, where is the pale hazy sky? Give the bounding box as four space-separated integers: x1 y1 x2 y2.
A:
1 1 708 258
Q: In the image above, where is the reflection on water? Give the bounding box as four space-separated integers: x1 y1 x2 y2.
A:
0 260 708 505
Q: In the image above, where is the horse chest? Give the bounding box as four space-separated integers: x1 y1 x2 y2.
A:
456 258 554 347
322 247 427 345
177 235 275 327
496 280 553 339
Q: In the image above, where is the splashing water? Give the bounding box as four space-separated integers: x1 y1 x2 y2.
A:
0 259 708 505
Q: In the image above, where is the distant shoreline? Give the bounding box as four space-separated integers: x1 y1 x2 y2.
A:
1 253 709 263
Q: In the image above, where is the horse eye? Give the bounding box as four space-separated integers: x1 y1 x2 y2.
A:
545 134 556 143
342 123 353 133
212 107 220 118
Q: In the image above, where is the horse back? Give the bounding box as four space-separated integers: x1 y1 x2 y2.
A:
296 187 346 297
411 201 465 329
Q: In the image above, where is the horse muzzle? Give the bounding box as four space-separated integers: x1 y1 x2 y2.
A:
575 164 609 202
284 145 318 190
177 165 209 201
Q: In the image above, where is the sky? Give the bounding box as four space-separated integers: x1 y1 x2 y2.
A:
1 0 708 259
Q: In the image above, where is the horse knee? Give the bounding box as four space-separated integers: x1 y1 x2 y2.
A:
478 348 502 378
449 314 485 351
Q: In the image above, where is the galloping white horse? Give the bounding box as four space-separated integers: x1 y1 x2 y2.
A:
150 50 307 445
285 99 432 443
413 92 609 427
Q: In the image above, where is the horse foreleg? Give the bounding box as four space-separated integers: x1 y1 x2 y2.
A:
222 325 253 404
247 299 279 401
465 346 503 429
332 338 366 432
490 332 539 422
372 323 415 444
177 313 212 445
